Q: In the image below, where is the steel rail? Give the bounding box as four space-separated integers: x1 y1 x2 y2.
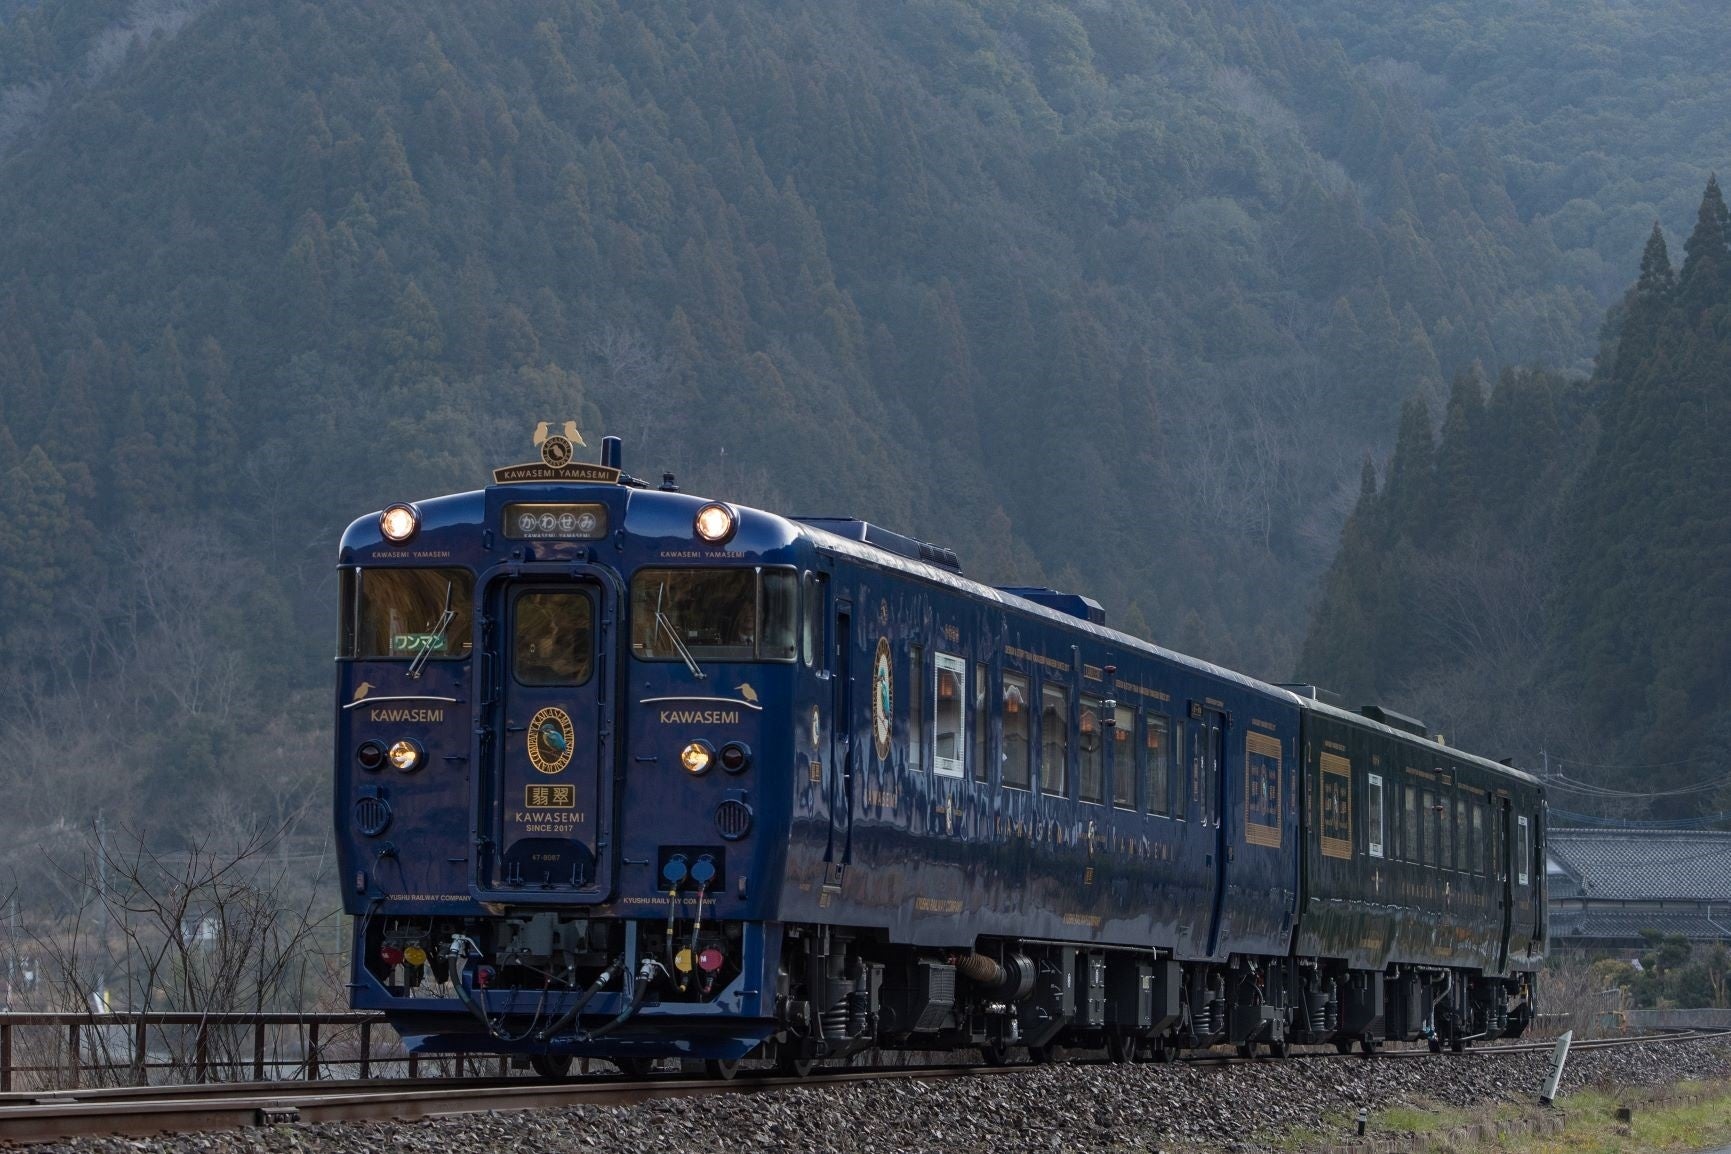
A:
0 1029 1723 1146
0 1065 1022 1145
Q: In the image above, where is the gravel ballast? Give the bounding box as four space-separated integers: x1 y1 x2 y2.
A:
28 1036 1731 1154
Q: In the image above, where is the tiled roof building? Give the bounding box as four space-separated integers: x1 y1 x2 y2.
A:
1547 828 1731 947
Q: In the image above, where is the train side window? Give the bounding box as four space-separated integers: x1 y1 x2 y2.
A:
801 572 824 667
971 662 990 783
1403 785 1418 864
1040 683 1070 796
1422 790 1439 867
1366 773 1384 859
1111 705 1136 809
1517 815 1530 886
1002 672 1031 790
1144 714 1171 815
1246 732 1283 847
338 568 358 657
1078 696 1105 804
1319 753 1351 860
1471 802 1485 874
909 644 926 772
1455 795 1467 872
1467 802 1481 875
1171 720 1186 819
760 570 799 660
933 653 966 779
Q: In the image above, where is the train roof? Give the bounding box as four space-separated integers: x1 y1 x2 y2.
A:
793 519 1302 703
1298 697 1542 787
793 517 1540 791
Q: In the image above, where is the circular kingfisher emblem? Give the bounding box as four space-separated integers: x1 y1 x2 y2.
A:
871 637 894 762
527 706 576 774
540 435 574 469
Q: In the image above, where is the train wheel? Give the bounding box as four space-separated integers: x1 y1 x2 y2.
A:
775 1051 815 1078
1027 1044 1060 1065
1427 1036 1443 1054
979 1044 1010 1067
616 1057 656 1078
1269 1039 1289 1059
1105 1034 1135 1064
529 1055 573 1080
706 1058 742 1081
1358 1036 1378 1056
1450 1035 1466 1054
1235 1042 1254 1059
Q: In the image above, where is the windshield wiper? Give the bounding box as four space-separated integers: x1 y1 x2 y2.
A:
409 580 457 679
654 581 705 680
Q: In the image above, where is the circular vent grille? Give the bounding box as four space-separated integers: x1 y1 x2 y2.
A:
354 796 393 837
715 799 753 841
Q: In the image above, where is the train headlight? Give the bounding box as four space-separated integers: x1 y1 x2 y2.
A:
388 739 424 772
720 742 751 773
380 503 420 544
680 741 715 775
694 503 737 544
355 741 386 771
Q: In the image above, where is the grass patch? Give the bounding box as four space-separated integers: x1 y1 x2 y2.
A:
1505 1084 1731 1152
1379 1101 1472 1135
1252 1082 1731 1151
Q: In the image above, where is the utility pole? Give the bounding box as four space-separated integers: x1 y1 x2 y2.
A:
94 811 108 1011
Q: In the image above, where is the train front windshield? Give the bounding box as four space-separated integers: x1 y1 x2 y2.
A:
630 567 797 662
343 567 476 659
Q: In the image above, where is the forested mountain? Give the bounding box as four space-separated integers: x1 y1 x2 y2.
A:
0 0 1728 840
1288 0 1731 312
1298 179 1731 814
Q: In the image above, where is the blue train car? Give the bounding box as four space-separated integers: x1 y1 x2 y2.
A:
334 435 1542 1075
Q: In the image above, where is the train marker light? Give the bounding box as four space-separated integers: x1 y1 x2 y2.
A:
388 740 424 772
694 503 737 544
681 741 714 775
720 742 751 773
379 503 420 543
356 741 386 771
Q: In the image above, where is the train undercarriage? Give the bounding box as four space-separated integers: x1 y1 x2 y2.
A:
773 928 1532 1068
361 913 1534 1076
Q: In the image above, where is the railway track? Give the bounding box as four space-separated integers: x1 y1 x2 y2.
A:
0 1030 1720 1146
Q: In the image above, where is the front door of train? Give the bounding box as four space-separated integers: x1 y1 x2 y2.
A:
482 578 615 899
